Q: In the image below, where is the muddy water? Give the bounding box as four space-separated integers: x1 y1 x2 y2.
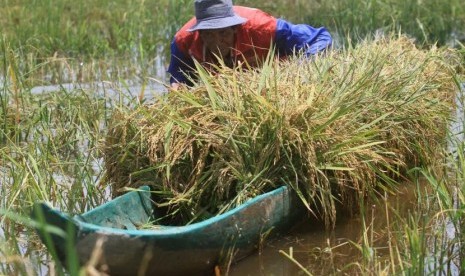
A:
229 183 423 275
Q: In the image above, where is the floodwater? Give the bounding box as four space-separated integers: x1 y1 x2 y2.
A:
229 183 424 275
30 79 168 100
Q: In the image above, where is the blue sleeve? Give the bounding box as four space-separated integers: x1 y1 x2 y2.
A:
167 39 195 85
275 19 332 57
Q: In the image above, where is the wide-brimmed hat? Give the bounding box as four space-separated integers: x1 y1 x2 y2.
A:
187 0 247 32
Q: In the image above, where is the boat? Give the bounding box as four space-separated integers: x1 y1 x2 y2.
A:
31 185 307 276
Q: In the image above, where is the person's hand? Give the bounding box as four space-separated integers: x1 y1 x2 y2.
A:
170 82 181 91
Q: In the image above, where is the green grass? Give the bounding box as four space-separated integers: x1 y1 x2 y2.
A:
1 0 464 79
0 0 191 58
295 0 465 47
0 0 463 92
0 53 111 215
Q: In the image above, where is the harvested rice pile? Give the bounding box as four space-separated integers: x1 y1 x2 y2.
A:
103 36 461 226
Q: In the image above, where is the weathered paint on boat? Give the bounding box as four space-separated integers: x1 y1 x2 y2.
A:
31 185 306 275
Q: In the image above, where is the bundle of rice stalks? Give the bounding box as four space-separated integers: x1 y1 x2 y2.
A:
103 35 461 227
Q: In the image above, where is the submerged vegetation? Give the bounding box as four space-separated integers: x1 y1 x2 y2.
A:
0 0 465 275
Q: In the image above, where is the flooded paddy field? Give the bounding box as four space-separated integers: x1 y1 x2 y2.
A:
1 0 465 275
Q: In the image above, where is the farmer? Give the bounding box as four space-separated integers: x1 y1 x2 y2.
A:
168 0 333 89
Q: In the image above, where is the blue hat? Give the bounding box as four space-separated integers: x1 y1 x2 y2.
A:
187 0 248 32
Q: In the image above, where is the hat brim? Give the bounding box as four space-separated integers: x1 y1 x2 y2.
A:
187 15 247 32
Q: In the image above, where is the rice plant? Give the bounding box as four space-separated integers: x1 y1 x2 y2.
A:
104 35 460 227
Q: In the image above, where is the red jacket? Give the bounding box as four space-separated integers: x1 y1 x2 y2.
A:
168 6 332 85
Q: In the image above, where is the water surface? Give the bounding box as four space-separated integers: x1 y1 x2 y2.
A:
229 183 422 275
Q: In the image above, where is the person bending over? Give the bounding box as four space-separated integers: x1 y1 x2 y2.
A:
167 0 332 89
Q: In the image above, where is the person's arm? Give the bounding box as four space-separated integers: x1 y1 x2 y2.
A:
274 19 332 57
167 39 195 88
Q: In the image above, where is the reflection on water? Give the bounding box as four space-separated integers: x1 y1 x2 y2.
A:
30 79 167 100
449 83 465 144
229 183 422 275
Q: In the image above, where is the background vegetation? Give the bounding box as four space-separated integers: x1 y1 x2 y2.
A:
1 0 464 84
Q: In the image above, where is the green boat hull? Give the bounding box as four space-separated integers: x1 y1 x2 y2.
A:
31 186 306 275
